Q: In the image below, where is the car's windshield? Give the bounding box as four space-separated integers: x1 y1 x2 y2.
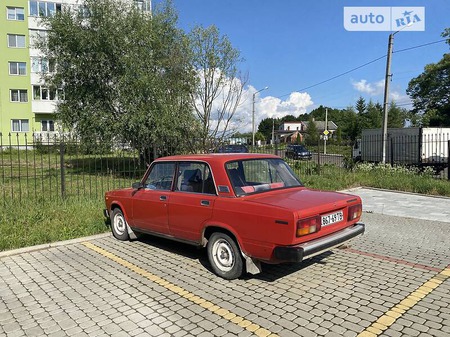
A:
225 158 303 196
218 145 248 153
292 145 307 151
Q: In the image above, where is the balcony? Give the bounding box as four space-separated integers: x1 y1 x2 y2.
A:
32 100 57 114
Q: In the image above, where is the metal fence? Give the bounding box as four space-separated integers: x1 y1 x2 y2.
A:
354 132 450 178
1 132 449 204
1 133 148 204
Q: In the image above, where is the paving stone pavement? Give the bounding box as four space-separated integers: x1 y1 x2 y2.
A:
0 188 449 337
342 187 450 223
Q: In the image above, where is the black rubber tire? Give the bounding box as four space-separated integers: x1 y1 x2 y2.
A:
207 232 244 280
110 208 130 241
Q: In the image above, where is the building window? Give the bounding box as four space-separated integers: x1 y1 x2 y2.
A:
7 34 26 48
9 62 27 75
41 120 55 132
29 29 48 48
29 1 62 17
31 57 55 73
10 90 28 102
11 119 29 132
134 0 151 12
33 85 58 101
7 7 25 21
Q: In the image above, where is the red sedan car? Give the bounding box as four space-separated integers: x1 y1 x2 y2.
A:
104 153 364 279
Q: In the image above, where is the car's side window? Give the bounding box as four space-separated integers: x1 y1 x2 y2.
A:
144 162 175 190
176 162 216 195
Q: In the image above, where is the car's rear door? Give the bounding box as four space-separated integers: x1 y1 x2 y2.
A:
168 162 217 242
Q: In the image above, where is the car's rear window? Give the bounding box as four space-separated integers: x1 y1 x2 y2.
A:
225 158 303 196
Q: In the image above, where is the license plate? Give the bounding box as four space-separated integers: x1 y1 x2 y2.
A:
322 211 343 226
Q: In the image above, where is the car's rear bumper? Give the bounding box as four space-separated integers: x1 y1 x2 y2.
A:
273 223 365 262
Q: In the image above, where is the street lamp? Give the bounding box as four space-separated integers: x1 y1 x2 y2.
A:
381 24 412 163
252 86 268 148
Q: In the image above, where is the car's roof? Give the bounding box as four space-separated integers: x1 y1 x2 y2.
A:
155 153 280 164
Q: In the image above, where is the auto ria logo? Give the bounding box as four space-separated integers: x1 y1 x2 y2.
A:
344 7 425 31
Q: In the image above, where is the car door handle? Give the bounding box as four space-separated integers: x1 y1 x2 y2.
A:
200 200 210 206
160 195 167 201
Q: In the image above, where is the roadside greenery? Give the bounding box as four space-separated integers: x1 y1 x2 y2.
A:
0 198 105 252
39 0 247 156
407 28 450 126
1 159 449 252
39 0 197 158
297 162 450 197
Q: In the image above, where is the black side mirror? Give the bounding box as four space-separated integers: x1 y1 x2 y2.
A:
132 182 144 190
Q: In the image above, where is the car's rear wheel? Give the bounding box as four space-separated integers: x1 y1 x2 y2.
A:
111 208 129 241
207 232 243 280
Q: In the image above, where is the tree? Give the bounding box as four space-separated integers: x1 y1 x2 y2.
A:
341 106 359 141
280 115 298 122
39 0 198 158
188 25 247 152
366 101 383 128
355 96 366 115
309 105 354 141
335 127 342 145
258 117 279 142
407 29 450 126
255 131 266 142
388 102 407 128
305 116 319 145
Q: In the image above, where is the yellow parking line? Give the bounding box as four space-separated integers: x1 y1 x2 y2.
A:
357 267 450 337
82 242 277 337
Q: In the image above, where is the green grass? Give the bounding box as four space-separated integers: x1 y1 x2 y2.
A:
0 197 107 251
295 163 450 196
1 155 449 252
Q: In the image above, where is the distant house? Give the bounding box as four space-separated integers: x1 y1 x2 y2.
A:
276 122 306 143
275 120 338 143
303 120 338 134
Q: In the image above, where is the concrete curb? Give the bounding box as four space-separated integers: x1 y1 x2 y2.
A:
341 186 450 200
358 186 450 200
0 232 111 259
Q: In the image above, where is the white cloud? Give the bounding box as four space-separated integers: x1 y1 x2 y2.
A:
194 72 314 134
352 79 385 96
232 88 313 133
351 79 412 107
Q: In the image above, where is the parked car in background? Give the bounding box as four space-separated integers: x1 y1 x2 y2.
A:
104 153 364 279
216 144 249 153
286 144 312 160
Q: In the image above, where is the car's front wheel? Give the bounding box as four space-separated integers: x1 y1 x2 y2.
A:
111 208 130 241
207 232 243 280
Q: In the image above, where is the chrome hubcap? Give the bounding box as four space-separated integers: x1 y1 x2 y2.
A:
212 239 234 272
113 214 126 236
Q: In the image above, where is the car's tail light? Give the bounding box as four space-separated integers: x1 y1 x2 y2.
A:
296 216 321 237
348 204 362 221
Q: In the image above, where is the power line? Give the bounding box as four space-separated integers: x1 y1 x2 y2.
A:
277 38 447 99
393 39 447 54
277 55 386 99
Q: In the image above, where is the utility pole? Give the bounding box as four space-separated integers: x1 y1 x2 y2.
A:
381 33 394 164
324 108 328 155
271 118 275 145
252 86 268 149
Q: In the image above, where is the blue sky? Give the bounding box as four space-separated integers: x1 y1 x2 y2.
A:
165 0 449 130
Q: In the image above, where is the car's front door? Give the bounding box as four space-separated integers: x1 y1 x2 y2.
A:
168 162 217 242
132 162 175 235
